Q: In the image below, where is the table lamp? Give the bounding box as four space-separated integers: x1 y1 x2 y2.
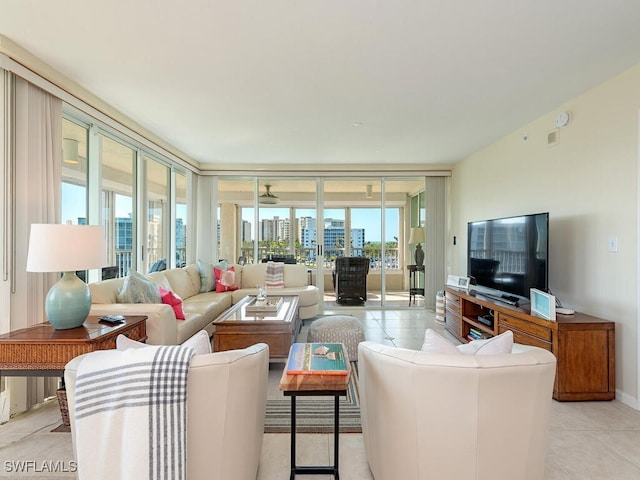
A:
408 227 425 266
26 223 107 330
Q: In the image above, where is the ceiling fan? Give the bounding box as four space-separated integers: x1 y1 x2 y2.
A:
259 184 279 205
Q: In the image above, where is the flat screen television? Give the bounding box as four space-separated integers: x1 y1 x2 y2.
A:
467 212 549 303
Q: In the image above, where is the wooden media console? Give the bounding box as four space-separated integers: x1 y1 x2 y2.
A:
444 286 615 401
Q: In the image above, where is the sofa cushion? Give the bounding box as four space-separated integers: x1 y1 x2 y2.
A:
89 277 125 304
183 292 233 325
457 330 514 355
159 287 186 320
197 260 215 293
164 265 201 300
116 330 211 354
282 264 308 287
421 328 460 354
175 313 207 344
214 266 239 292
182 330 212 354
240 264 265 289
421 328 514 355
117 271 161 304
147 271 172 291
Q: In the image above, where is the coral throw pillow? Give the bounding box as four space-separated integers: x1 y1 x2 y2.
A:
158 287 186 320
214 266 239 293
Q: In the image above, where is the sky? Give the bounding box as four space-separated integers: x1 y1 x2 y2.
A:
62 183 186 224
61 183 88 223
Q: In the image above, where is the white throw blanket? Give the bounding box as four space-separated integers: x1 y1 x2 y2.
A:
265 261 285 288
73 345 195 480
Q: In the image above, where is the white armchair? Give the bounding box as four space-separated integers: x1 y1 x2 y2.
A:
64 343 269 480
358 341 556 480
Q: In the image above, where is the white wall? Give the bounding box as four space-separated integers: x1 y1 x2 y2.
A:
449 63 640 407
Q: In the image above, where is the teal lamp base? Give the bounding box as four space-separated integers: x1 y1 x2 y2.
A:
45 271 91 330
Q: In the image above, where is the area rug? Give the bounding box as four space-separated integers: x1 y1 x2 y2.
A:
264 361 361 433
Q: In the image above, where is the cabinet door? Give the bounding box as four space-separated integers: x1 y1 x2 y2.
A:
556 329 613 399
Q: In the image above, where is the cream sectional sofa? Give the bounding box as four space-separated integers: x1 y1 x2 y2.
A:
88 262 320 345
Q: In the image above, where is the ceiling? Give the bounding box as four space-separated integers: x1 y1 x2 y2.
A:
2 0 640 169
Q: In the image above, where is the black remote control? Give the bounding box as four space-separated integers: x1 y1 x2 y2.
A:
99 315 125 325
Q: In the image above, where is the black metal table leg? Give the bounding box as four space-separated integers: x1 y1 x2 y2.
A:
334 393 340 479
287 390 345 478
290 395 296 480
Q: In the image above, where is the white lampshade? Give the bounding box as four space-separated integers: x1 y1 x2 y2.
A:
408 227 425 245
27 223 107 329
27 223 107 273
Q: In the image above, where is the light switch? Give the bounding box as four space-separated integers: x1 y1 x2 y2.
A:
608 236 618 253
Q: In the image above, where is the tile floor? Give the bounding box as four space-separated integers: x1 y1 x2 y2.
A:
2 307 640 479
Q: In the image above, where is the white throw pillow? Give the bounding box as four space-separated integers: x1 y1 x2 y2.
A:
456 330 514 355
182 330 212 354
420 328 460 354
116 330 212 355
117 271 162 304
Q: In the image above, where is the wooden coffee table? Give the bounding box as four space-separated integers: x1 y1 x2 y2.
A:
212 295 300 360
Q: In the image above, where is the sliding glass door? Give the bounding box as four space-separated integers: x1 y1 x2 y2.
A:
216 175 432 309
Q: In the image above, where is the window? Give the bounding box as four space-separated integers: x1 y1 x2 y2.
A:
175 171 187 267
61 119 88 224
145 156 169 271
62 106 191 277
101 134 136 276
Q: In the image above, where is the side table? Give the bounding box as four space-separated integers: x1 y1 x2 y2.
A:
0 315 147 429
408 264 425 306
279 344 351 479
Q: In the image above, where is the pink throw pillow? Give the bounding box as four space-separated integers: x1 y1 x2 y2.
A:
158 287 186 320
214 266 239 293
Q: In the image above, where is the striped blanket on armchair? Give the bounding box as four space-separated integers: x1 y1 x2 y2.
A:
73 345 195 480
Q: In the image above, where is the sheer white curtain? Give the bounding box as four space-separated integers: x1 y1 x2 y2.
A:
425 177 446 309
4 74 62 413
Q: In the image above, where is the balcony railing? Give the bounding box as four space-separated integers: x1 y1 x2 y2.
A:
113 245 393 278
469 249 526 273
239 246 400 271
113 247 187 277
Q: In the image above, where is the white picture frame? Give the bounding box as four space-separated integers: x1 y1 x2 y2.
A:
530 288 556 321
447 275 470 290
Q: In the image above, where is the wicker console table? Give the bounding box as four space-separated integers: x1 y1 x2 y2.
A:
0 315 147 429
0 315 147 375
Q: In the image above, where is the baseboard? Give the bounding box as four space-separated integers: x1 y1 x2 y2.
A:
615 389 640 410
